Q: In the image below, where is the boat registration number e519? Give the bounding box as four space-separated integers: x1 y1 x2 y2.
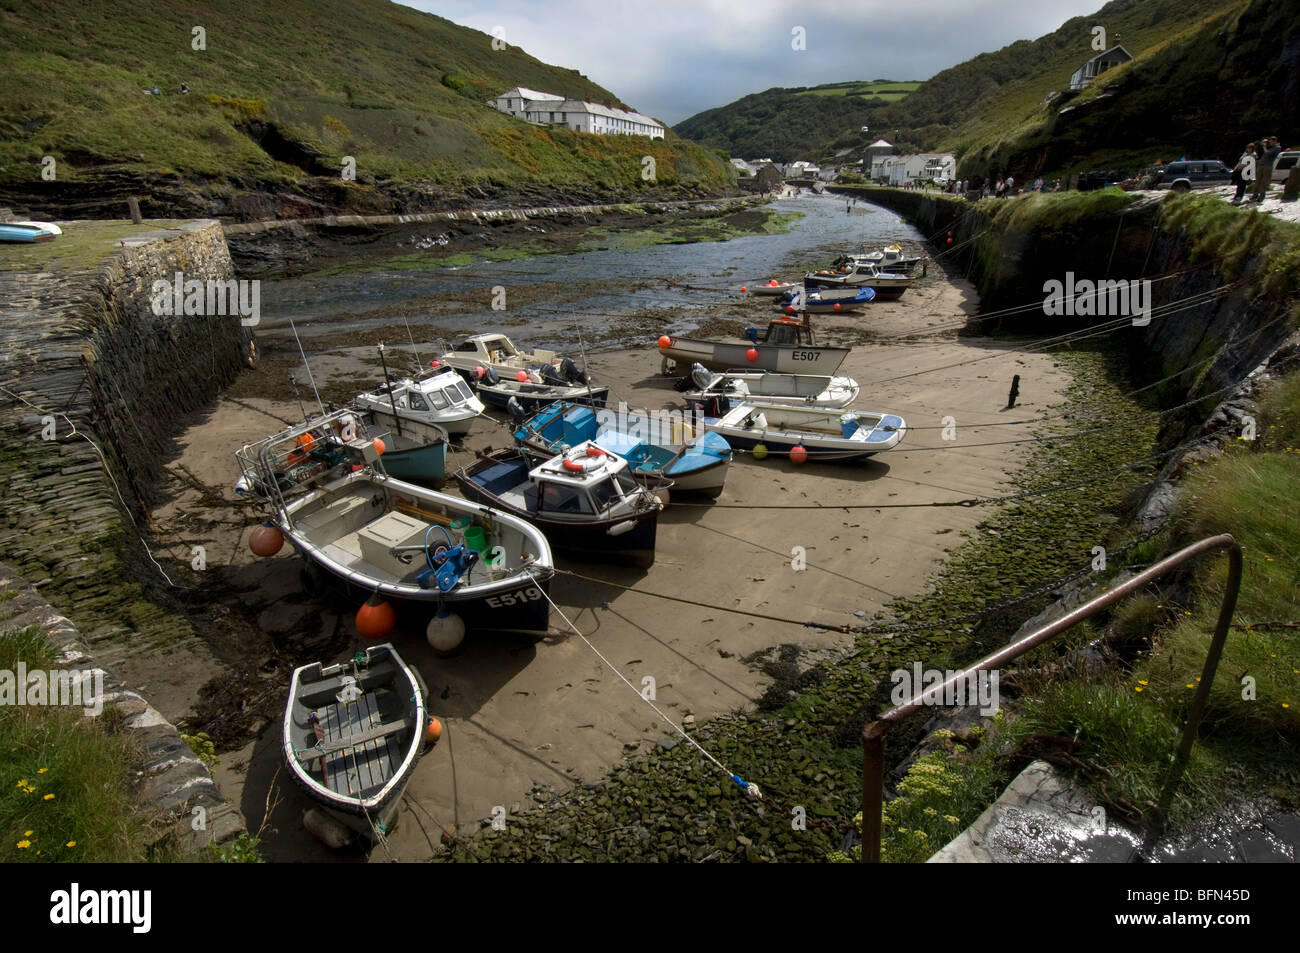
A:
791 350 822 362
486 587 543 608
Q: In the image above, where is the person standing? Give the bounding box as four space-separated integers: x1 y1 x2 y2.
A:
1006 174 1015 194
1253 137 1281 203
1232 143 1257 204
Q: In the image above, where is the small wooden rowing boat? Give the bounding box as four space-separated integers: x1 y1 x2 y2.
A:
284 643 431 842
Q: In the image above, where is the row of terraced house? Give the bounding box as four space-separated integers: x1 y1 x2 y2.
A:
491 87 665 139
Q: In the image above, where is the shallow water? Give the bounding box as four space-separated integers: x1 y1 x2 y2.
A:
258 194 922 353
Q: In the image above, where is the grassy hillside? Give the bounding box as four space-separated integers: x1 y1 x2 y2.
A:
955 0 1298 181
674 0 1266 174
0 0 733 211
672 80 918 163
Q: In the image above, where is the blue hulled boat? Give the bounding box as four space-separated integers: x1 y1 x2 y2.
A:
515 402 732 498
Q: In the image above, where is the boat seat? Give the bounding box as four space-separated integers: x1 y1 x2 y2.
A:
298 718 411 762
295 494 374 539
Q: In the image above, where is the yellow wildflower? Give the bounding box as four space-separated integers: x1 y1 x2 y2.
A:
16 840 30 849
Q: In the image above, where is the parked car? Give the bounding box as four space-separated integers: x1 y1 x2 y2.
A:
1272 150 1298 184
1152 159 1233 192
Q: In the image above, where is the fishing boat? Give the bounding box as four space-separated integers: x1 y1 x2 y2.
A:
658 315 851 376
454 442 665 568
676 364 859 409
693 399 907 463
349 408 448 488
472 362 610 413
804 261 913 300
355 360 484 438
0 222 56 243
835 243 925 274
236 408 555 634
515 401 732 498
283 643 432 842
775 287 875 314
438 333 591 385
746 280 799 296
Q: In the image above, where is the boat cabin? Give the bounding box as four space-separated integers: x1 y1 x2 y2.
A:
472 442 642 518
745 317 819 348
366 367 479 418
446 333 560 368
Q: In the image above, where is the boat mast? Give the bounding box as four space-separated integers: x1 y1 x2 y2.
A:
377 342 404 436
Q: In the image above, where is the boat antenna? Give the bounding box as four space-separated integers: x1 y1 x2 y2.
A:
377 342 404 436
288 317 326 418
401 312 424 376
287 373 309 424
577 330 596 408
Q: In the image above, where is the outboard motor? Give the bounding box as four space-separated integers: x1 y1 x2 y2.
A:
690 362 712 391
481 365 500 386
744 327 760 345
506 395 527 427
539 362 567 387
559 357 588 385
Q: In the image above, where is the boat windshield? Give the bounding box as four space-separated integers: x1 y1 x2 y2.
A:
589 477 625 512
540 484 594 514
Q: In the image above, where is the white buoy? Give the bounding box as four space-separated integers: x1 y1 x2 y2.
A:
303 807 352 849
426 609 466 655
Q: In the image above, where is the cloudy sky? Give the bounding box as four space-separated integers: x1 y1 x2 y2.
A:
403 0 1108 125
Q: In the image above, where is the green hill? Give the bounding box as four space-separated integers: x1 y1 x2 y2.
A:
0 0 734 217
672 80 919 163
673 0 1292 180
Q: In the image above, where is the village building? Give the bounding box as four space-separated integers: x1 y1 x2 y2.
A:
872 153 956 185
1069 45 1133 91
491 87 665 138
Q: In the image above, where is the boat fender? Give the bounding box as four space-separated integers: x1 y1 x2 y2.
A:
607 519 638 537
303 807 354 849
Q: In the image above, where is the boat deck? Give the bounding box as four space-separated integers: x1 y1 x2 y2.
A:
300 686 410 799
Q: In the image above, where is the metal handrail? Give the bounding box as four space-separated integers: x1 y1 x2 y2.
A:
860 533 1243 862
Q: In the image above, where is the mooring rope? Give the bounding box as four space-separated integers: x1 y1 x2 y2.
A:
527 571 763 800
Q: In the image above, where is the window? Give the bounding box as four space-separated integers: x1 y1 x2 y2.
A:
453 380 475 402
455 341 477 352
427 390 448 411
407 393 428 411
540 484 593 513
589 478 624 511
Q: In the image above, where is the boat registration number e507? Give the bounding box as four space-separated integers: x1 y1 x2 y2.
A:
791 350 821 362
486 587 543 608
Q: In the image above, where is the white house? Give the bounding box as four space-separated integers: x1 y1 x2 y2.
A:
1069 45 1133 91
785 160 821 179
492 87 665 139
874 153 956 185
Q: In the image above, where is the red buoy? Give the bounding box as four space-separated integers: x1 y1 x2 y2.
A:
516 370 529 382
740 286 747 293
249 522 284 557
657 335 672 349
372 437 386 455
356 595 396 640
745 348 759 363
785 306 795 315
833 302 842 312
790 445 809 464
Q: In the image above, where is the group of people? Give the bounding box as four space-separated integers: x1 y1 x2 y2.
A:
1231 136 1283 204
143 82 189 96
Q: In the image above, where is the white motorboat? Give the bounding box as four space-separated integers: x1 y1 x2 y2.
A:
355 364 484 437
701 401 906 463
677 364 859 409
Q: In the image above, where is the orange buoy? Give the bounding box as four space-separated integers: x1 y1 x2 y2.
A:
430 360 441 368
745 348 759 362
833 302 842 312
296 432 316 453
740 285 747 292
249 522 284 557
785 306 795 315
425 717 443 745
657 335 672 349
372 437 386 455
790 445 809 465
474 365 485 379
768 279 778 286
516 370 529 382
356 594 396 640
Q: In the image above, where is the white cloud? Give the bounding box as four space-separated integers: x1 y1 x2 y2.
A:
403 0 1109 124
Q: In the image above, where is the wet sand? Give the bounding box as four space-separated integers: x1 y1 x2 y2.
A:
150 262 1070 860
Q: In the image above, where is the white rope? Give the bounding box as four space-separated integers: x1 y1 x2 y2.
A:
527 571 761 799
